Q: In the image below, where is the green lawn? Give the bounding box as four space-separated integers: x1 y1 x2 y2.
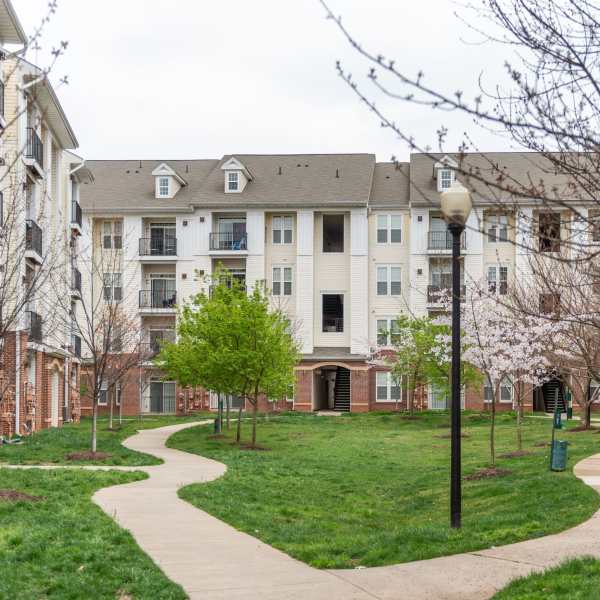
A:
493 557 600 599
168 412 600 568
0 468 186 599
0 414 210 466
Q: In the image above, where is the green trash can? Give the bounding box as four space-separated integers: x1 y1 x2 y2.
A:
551 440 568 471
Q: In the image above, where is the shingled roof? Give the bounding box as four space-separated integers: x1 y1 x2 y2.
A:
81 154 378 212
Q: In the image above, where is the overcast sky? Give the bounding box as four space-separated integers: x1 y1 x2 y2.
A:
15 0 514 162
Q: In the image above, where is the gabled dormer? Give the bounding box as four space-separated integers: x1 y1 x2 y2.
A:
433 155 458 192
151 163 187 199
221 157 252 194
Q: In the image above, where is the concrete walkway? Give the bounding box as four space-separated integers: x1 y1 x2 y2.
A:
6 422 600 598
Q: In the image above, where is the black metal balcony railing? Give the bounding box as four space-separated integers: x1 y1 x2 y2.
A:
139 237 177 256
427 284 466 303
141 332 176 359
209 232 247 251
139 289 177 309
28 311 42 343
323 316 344 332
0 80 5 119
71 334 81 358
25 127 43 169
71 267 82 294
25 219 43 257
71 200 82 227
427 231 466 250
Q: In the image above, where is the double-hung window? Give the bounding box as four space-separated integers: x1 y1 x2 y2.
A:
227 172 239 191
484 376 512 403
376 214 402 244
272 267 292 296
158 177 170 197
437 168 454 191
272 216 293 244
102 220 123 250
487 265 508 295
487 214 509 242
98 380 108 406
103 272 123 302
376 265 401 296
376 372 401 402
376 317 400 347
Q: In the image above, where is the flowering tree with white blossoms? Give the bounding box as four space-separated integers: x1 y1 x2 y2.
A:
436 285 565 465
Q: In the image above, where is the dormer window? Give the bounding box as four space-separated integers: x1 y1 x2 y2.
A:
221 156 252 193
151 163 187 199
228 172 239 192
434 156 458 192
158 177 170 197
438 168 454 191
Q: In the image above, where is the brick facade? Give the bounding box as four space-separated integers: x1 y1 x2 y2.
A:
0 331 81 438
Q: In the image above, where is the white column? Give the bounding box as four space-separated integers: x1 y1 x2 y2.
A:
245 210 265 293
296 210 314 354
350 208 368 355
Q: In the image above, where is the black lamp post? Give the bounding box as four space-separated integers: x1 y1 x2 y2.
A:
441 180 473 529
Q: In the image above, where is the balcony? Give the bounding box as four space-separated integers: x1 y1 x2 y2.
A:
27 311 42 343
139 237 177 258
71 267 82 297
141 331 176 361
427 285 466 304
25 219 43 262
71 334 81 358
139 289 177 310
209 232 248 252
427 231 466 251
71 200 82 231
25 127 44 175
322 316 344 333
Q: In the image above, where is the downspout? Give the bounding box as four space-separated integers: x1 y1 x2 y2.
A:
15 331 20 434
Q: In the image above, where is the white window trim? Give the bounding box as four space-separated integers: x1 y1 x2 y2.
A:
486 264 509 296
158 177 170 198
376 372 402 402
376 264 402 296
484 377 513 404
227 171 240 192
376 316 398 348
487 214 509 243
272 215 294 245
98 380 108 406
437 168 455 192
271 266 293 297
376 214 402 245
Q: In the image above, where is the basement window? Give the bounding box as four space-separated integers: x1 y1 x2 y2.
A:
323 214 344 252
322 294 343 332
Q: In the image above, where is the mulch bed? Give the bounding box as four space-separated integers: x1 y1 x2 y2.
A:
464 468 512 481
65 451 112 461
499 450 533 458
0 489 44 502
239 443 270 451
435 432 470 439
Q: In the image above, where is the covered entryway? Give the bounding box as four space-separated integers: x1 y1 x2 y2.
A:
313 366 350 412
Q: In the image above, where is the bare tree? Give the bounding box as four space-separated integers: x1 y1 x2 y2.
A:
320 0 600 259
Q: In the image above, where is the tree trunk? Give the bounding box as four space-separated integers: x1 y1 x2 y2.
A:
582 403 591 429
91 397 98 453
251 399 258 448
119 393 123 426
225 397 230 430
515 382 523 452
236 403 243 443
408 381 415 416
490 380 498 467
109 391 113 430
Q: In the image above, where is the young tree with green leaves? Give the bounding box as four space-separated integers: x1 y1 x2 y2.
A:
158 271 300 446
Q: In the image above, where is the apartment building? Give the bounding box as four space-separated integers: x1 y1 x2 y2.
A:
78 151 583 416
0 0 85 437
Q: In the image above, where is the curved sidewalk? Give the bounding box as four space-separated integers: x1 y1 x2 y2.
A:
9 422 600 599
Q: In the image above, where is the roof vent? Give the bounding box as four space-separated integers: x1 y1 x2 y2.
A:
185 164 189 173
297 163 301 167
335 168 339 178
278 166 282 175
126 170 130 174
139 160 142 169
